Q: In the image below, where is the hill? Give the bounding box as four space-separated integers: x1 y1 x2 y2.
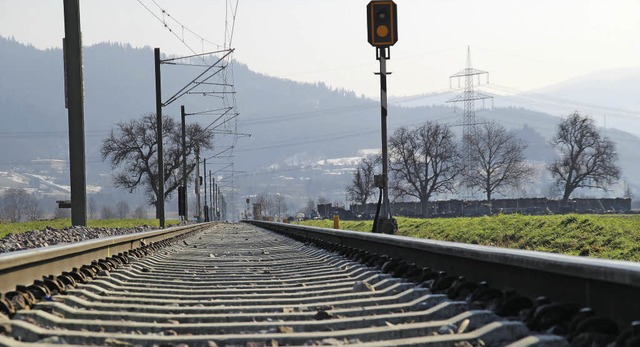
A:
1 36 639 216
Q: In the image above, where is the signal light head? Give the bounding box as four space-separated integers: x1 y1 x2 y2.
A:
367 1 398 47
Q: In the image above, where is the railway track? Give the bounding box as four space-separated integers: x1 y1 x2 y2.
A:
0 222 637 346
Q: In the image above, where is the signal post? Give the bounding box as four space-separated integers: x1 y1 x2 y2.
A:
367 1 398 234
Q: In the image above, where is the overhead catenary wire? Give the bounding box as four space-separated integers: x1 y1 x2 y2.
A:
162 49 234 107
199 107 234 133
135 0 201 58
217 1 241 217
149 0 223 48
162 49 233 63
226 0 240 48
186 107 233 116
206 146 235 161
135 0 242 217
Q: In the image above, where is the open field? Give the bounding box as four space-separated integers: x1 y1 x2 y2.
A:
0 219 180 239
298 214 640 261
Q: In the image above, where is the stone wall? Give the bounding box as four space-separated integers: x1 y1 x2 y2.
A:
350 198 631 218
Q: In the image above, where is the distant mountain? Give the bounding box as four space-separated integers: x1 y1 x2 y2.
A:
392 68 640 138
535 68 640 112
1 37 639 216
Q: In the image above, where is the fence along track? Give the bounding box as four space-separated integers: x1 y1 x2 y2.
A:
0 223 568 346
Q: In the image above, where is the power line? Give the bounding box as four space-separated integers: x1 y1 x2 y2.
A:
485 84 640 119
234 114 455 153
0 130 109 139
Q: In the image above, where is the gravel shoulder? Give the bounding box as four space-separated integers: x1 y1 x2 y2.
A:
0 225 157 253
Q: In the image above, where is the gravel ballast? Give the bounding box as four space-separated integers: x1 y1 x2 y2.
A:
0 225 157 253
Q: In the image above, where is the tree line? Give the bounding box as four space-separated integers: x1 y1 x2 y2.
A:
249 193 289 220
347 112 621 216
97 111 620 220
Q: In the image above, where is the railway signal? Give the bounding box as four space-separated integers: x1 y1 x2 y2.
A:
367 1 398 47
367 1 398 234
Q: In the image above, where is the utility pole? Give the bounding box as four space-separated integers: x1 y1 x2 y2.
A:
154 48 165 228
217 185 221 221
214 177 218 220
63 0 87 226
203 158 208 222
209 170 213 221
195 147 201 221
180 105 188 220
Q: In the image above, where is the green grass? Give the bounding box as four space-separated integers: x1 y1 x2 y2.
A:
298 214 640 261
0 219 180 239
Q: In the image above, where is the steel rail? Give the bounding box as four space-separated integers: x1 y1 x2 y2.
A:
244 220 640 328
0 223 207 294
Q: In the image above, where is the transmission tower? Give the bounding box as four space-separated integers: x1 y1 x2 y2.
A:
446 46 493 140
446 46 493 198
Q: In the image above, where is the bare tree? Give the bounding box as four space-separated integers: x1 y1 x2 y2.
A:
463 121 535 202
101 205 116 219
88 197 98 220
623 181 634 199
346 155 380 216
132 205 147 219
54 206 71 219
273 194 287 220
101 114 214 219
548 112 621 203
389 123 461 216
1 188 31 222
255 193 273 219
24 194 42 221
304 199 316 215
115 201 130 219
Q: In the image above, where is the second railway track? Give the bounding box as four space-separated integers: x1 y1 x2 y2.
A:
0 222 637 346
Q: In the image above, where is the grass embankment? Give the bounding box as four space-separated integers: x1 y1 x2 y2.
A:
299 214 640 261
0 219 180 239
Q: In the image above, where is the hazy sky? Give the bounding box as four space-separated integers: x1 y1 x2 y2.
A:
1 0 640 98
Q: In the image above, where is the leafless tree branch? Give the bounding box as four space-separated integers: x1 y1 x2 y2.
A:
548 112 621 203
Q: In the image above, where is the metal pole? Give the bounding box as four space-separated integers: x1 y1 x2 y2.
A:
203 158 208 222
154 48 165 228
213 177 220 220
180 105 188 220
63 0 87 226
217 185 221 221
209 170 213 221
379 47 390 220
195 147 201 221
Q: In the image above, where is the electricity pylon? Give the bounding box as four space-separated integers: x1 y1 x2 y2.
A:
446 46 493 141
446 46 493 198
